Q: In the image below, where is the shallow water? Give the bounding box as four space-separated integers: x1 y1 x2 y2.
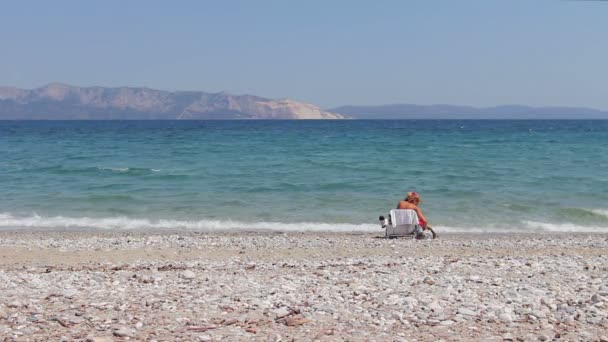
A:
1 120 607 232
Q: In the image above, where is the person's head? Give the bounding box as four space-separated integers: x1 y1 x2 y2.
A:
405 191 422 205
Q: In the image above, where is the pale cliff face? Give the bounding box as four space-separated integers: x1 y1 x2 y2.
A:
245 99 344 119
37 83 74 101
0 84 347 120
220 97 344 119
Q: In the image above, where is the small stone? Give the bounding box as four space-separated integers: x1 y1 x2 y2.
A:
141 276 154 284
423 277 435 285
457 308 476 316
113 328 133 337
272 306 291 318
181 270 196 279
285 316 310 326
502 333 513 341
86 337 113 342
223 318 238 326
439 320 454 326
69 317 85 324
541 324 554 331
415 312 429 320
428 302 443 313
499 313 513 322
491 277 502 285
599 336 608 342
469 275 482 283
531 310 546 319
63 289 78 299
403 297 418 305
587 316 603 324
484 337 502 342
8 301 22 308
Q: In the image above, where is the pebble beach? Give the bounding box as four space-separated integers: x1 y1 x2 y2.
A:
1 232 607 341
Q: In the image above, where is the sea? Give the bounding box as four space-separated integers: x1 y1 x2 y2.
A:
1 120 607 233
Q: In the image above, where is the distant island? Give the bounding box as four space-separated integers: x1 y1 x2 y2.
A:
1 83 607 119
330 104 608 120
0 83 345 120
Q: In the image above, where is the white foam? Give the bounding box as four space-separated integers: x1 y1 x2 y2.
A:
523 220 608 233
0 213 606 233
431 225 519 233
435 221 608 233
0 213 377 232
98 167 129 172
590 209 608 218
432 220 608 233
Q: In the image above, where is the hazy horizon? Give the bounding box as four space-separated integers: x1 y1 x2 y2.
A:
1 1 607 109
4 82 608 113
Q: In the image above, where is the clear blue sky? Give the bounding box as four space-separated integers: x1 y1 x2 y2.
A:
1 0 607 109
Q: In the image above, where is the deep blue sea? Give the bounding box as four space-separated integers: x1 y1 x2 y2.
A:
1 120 607 232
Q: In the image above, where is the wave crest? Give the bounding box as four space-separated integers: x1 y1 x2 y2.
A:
0 213 377 232
590 209 608 218
560 207 608 221
0 213 606 233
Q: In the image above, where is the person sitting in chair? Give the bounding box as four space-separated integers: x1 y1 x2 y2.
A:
397 191 437 239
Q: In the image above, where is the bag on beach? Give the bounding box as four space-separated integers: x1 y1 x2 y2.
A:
413 225 433 240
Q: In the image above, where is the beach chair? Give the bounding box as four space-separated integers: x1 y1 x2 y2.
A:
381 209 420 239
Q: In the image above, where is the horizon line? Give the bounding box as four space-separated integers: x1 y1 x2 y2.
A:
2 82 607 112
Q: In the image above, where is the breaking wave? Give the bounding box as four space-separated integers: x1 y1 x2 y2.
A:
0 213 377 232
521 220 608 233
0 213 606 233
590 209 608 218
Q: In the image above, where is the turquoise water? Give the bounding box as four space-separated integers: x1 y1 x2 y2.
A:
1 120 608 232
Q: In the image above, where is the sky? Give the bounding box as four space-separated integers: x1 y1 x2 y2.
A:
1 0 607 109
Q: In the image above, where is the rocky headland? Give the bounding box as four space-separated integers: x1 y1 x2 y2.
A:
0 84 346 120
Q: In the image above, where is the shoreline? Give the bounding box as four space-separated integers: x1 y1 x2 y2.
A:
1 231 607 340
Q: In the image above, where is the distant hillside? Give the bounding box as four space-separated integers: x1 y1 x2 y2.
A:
4 85 606 120
0 83 346 120
330 104 608 119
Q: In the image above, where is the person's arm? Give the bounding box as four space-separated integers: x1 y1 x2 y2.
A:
413 206 428 228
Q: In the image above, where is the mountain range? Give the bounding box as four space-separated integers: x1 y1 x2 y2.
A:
330 104 608 119
1 84 607 119
0 83 345 120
